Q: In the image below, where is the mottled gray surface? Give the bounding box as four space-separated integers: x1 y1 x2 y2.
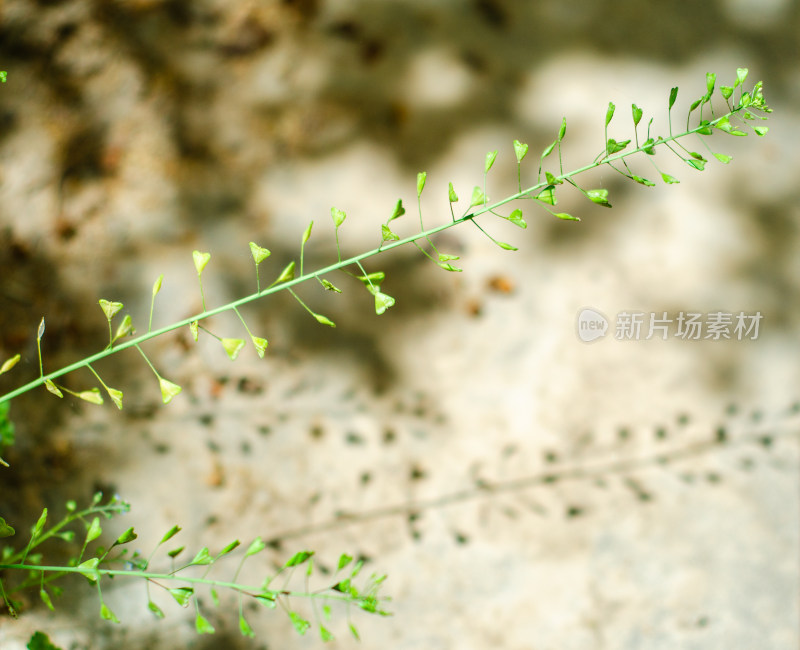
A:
1 1 798 648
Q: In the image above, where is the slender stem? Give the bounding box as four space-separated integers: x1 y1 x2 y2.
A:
469 219 496 243
86 363 106 390
36 335 43 379
418 188 437 253
148 286 158 334
0 580 12 614
5 506 128 567
354 260 376 291
197 325 223 342
233 306 253 339
0 106 751 406
198 276 206 312
135 344 160 380
287 289 315 317
0 563 370 602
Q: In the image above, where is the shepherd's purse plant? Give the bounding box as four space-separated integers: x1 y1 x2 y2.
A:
0 68 771 645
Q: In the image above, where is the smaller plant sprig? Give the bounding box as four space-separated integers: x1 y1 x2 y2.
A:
0 68 771 420
0 494 390 641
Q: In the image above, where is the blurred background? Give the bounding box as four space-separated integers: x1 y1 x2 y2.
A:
1 1 798 648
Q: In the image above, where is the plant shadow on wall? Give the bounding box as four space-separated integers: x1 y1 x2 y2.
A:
264 401 800 546
0 69 777 646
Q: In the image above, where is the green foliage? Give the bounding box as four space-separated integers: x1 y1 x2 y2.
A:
26 631 61 650
0 70 770 413
0 494 390 641
0 516 14 538
0 69 771 643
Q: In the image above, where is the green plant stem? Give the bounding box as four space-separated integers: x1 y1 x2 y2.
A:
0 106 749 406
86 363 109 390
287 289 318 317
0 563 371 604
232 306 253 338
135 344 161 379
5 505 129 567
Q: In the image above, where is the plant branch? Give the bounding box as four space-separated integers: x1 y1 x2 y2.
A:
0 73 769 407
